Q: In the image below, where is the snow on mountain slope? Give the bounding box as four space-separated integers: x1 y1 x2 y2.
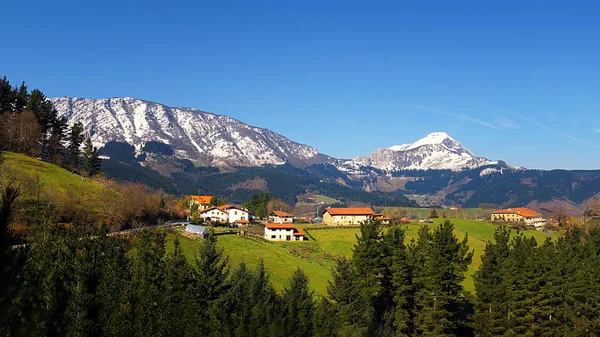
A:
352 132 497 171
50 97 322 167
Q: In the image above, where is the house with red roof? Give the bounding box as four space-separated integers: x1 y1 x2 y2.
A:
264 223 305 241
189 195 214 211
199 207 229 223
269 210 294 224
490 207 547 228
321 207 375 226
218 204 251 226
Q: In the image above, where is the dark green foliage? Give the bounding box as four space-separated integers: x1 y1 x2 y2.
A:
68 122 85 169
281 269 314 337
244 193 270 218
429 209 439 218
142 141 174 155
83 138 102 177
210 196 227 207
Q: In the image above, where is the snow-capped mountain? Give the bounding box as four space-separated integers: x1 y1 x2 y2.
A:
352 132 497 171
50 97 328 167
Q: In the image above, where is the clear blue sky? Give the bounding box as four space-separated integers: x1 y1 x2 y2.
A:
2 0 599 169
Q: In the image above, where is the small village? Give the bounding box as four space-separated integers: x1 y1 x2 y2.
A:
184 194 556 242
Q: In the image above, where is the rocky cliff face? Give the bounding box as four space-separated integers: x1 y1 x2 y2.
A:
51 97 327 167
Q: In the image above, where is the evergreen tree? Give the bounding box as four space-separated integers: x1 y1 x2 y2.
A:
244 193 270 218
412 221 473 336
0 76 16 113
68 122 85 169
473 226 511 336
130 230 166 337
429 209 439 218
248 260 279 337
161 237 196 337
47 116 68 163
25 89 54 133
14 81 29 113
313 298 337 337
281 269 314 337
327 256 371 336
83 137 102 177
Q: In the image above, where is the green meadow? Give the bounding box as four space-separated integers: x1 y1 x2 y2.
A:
167 218 556 296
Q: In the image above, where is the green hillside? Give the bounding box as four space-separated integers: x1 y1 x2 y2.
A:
2 152 104 197
167 218 556 296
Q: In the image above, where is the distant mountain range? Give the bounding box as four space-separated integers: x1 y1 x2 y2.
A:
50 96 600 214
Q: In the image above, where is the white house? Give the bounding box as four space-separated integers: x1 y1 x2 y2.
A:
199 207 229 223
264 223 305 241
269 211 294 224
219 204 251 226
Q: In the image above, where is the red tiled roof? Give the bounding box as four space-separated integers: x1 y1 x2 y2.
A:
190 195 214 204
293 228 305 236
321 207 375 216
235 220 249 224
217 204 233 211
270 210 294 217
492 207 542 218
265 223 296 229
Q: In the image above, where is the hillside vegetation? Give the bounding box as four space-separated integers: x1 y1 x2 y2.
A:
2 152 104 197
168 219 555 295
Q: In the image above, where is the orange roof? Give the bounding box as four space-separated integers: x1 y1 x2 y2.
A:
270 210 294 217
235 220 249 224
217 204 233 211
492 207 542 218
190 195 213 204
322 207 375 216
264 223 296 229
293 228 305 236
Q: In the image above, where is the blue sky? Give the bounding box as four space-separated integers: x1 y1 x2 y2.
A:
2 0 599 169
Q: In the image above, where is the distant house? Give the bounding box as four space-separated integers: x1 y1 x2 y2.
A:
185 224 209 237
269 211 294 224
374 213 390 225
190 195 214 211
321 207 375 226
199 207 229 223
264 223 305 241
218 204 251 226
490 207 547 228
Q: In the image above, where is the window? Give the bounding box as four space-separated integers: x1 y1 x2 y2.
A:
271 235 276 239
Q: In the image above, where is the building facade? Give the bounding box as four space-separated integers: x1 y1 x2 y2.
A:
490 207 547 228
269 211 294 224
264 223 304 241
189 195 214 211
321 207 375 226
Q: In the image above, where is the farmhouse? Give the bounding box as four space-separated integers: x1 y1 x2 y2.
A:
218 204 251 226
321 207 375 226
199 207 229 223
189 195 214 211
264 223 305 241
269 210 294 224
490 207 547 228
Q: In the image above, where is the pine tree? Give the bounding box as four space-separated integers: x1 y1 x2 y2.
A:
327 256 371 336
25 89 54 133
47 116 68 164
83 138 102 177
412 221 473 336
161 237 196 337
429 209 439 219
0 76 16 113
68 122 85 169
14 81 29 113
248 260 279 337
473 226 511 336
281 269 314 337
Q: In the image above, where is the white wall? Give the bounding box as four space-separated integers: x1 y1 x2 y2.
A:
270 216 294 224
264 227 301 241
201 209 228 223
227 208 249 224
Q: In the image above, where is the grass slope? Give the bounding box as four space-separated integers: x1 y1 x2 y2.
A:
168 219 556 296
3 152 105 197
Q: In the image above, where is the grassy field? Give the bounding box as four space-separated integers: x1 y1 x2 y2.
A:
167 218 557 295
313 194 341 204
2 152 105 197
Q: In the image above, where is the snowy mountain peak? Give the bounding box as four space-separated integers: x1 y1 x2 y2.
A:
352 132 497 171
50 97 326 167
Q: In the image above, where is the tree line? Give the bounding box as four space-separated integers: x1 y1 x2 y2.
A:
0 76 100 177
